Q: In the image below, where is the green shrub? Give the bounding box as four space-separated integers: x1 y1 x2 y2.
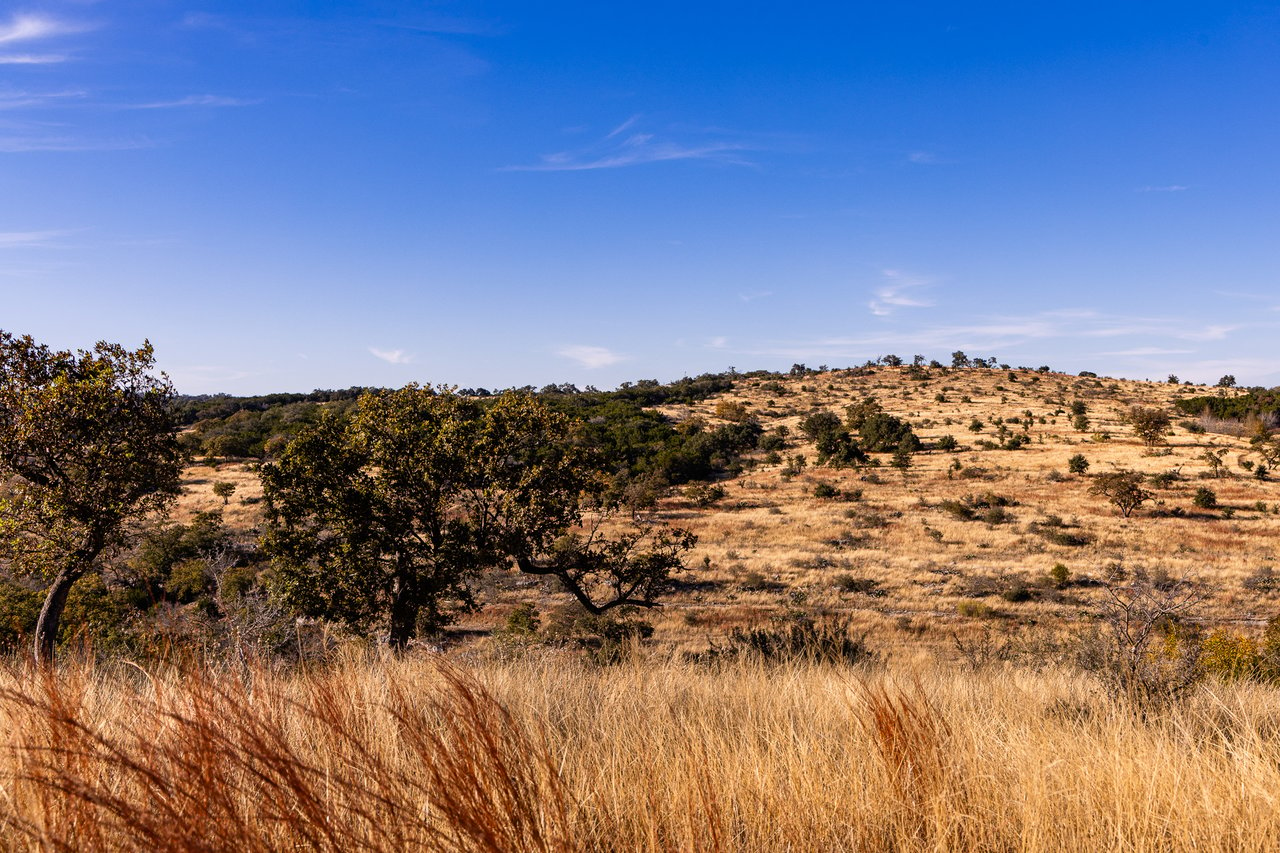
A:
812 482 840 499
1049 563 1072 588
1067 453 1089 475
1201 631 1264 681
1193 486 1218 509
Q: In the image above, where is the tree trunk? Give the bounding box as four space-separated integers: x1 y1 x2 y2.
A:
34 569 81 667
387 574 418 652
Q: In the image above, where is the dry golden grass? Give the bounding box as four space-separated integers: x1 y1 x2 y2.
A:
4 652 1280 851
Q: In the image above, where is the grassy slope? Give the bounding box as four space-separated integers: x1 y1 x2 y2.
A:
185 365 1277 658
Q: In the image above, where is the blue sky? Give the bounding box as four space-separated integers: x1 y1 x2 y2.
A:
3 2 1279 393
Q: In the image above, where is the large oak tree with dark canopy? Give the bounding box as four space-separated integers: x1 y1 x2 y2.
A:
0 332 184 665
260 385 695 649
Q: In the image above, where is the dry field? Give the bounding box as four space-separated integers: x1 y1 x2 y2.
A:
5 366 1280 851
3 651 1280 851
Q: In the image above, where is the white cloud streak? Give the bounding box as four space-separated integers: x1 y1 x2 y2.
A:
869 269 935 316
126 94 261 110
0 14 89 44
505 119 757 172
0 229 73 248
0 53 68 64
369 347 413 365
557 345 626 369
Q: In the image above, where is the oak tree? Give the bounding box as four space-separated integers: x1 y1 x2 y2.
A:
0 333 184 665
261 386 694 649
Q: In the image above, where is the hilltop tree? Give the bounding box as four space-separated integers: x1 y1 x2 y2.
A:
0 333 184 665
261 386 695 649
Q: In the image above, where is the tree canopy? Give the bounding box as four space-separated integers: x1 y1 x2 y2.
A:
261 386 695 649
0 332 184 664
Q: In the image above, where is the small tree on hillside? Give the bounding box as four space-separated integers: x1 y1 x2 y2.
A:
0 333 184 665
1126 406 1173 449
1089 470 1154 518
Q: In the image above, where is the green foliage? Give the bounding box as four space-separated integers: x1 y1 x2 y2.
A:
1192 486 1218 509
1067 453 1090 475
212 481 237 505
799 411 866 468
936 434 958 451
1089 470 1154 518
1049 563 1072 588
0 332 185 664
1126 406 1173 447
0 579 41 651
683 483 726 508
1175 389 1280 421
262 387 696 649
1201 631 1263 681
856 412 921 453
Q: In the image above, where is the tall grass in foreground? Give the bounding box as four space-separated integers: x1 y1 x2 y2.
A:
2 652 1280 851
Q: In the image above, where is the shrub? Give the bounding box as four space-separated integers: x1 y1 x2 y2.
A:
713 400 752 422
1201 631 1264 681
957 601 996 619
833 574 883 595
1076 576 1205 711
722 617 876 666
812 482 840 499
684 483 726 508
1049 563 1072 588
1067 453 1089 475
936 434 957 451
1192 486 1218 510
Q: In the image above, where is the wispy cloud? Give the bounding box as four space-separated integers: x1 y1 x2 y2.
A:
1099 347 1194 356
557 345 626 369
869 269 935 316
505 118 758 172
0 229 73 248
0 135 153 153
0 13 90 45
706 336 728 349
126 94 261 110
1137 185 1188 192
738 290 773 302
369 347 413 365
0 88 87 110
0 53 67 64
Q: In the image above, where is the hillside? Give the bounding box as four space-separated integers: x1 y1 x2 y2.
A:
178 364 1278 658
